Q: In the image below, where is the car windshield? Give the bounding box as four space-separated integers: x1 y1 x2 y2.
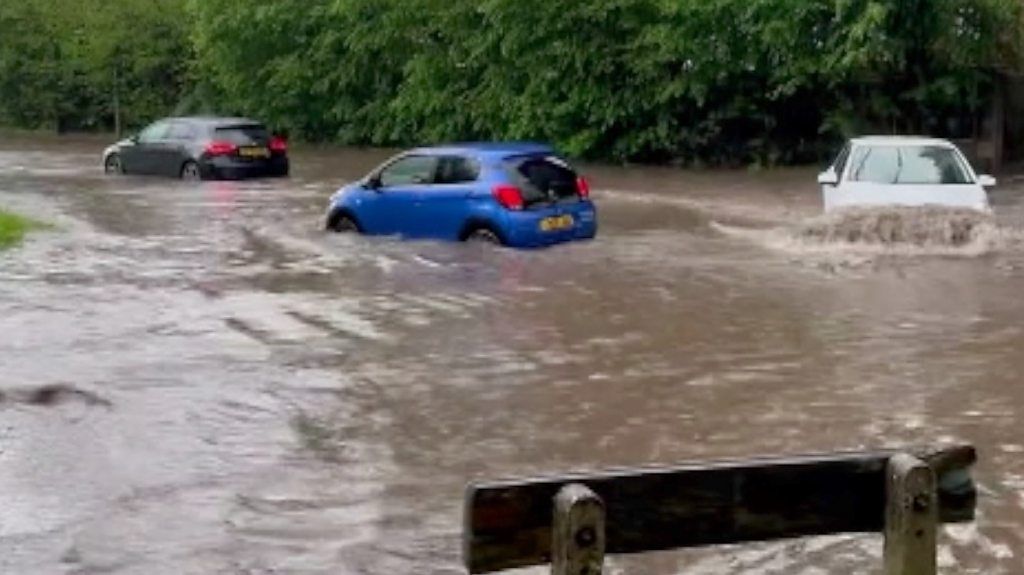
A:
505 155 580 206
214 124 269 145
848 145 972 185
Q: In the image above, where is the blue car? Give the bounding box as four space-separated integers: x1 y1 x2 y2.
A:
324 143 597 248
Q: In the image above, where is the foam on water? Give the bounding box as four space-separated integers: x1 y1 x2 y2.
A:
713 206 1024 261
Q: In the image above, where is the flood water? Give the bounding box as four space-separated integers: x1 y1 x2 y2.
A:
2 133 1024 574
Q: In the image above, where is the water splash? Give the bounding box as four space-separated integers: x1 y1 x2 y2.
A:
798 208 993 247
713 207 1024 260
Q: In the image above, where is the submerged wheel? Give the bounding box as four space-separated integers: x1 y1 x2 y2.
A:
466 228 501 245
180 161 202 181
104 154 123 175
327 212 360 233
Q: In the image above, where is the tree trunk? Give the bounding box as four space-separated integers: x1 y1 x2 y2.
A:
113 64 122 138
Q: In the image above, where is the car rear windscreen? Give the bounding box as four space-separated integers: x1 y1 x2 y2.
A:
506 155 580 206
214 125 269 146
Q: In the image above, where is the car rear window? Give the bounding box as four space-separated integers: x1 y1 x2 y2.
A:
505 155 580 206
214 124 269 145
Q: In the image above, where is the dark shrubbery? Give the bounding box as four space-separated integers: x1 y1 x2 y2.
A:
2 0 1020 164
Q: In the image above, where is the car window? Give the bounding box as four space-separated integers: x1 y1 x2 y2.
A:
506 155 580 204
379 155 438 187
138 121 171 144
898 146 972 184
849 145 971 185
168 123 197 141
849 146 899 184
434 156 480 185
214 124 269 145
832 143 851 181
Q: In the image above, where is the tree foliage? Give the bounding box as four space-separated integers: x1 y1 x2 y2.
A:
2 0 1021 163
0 0 189 132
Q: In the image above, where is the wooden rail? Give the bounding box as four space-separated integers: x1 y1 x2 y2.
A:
463 445 976 575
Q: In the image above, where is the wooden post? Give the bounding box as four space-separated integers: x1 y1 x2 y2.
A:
884 454 938 575
552 484 605 575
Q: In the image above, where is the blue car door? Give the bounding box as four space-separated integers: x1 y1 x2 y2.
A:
359 154 439 237
418 155 482 240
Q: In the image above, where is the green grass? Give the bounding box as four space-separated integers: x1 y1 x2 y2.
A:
0 209 44 249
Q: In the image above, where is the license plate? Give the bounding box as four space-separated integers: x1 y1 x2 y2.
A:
539 214 574 232
239 146 270 158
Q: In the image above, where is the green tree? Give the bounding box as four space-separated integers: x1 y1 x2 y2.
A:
0 0 189 133
3 0 1022 164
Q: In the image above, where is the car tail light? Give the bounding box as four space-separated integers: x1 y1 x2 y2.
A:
576 176 591 199
205 140 237 156
492 184 524 211
269 136 287 153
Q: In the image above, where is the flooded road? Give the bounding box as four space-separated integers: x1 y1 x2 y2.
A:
2 133 1024 574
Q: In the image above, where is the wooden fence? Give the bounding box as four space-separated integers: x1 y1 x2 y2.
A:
463 445 977 575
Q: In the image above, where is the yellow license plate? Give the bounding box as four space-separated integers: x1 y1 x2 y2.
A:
539 215 574 232
239 146 270 158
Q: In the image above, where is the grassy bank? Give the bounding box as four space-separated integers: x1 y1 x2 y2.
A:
0 209 41 249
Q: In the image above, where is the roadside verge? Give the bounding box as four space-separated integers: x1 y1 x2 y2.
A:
0 209 46 249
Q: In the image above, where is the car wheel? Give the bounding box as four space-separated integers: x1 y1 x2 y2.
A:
104 154 123 175
181 161 202 182
466 228 502 245
328 213 359 233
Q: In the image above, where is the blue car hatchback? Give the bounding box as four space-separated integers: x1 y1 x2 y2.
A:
324 143 597 248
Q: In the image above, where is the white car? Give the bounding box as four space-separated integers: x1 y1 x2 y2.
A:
818 136 995 213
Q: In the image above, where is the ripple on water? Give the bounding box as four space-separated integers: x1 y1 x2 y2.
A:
0 384 112 409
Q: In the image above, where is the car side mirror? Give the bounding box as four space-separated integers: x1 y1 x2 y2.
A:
365 175 382 190
817 168 839 186
978 174 997 188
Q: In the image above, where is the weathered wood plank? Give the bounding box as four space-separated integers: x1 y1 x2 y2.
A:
552 484 605 575
884 455 938 575
463 445 975 574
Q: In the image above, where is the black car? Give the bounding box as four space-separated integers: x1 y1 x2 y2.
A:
102 116 289 181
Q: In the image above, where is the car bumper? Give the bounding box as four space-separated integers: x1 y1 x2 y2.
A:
500 202 598 248
202 156 289 180
822 185 991 214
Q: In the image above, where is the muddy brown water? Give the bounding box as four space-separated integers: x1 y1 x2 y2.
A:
2 133 1024 574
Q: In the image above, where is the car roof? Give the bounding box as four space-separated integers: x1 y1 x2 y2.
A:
850 135 956 148
408 141 556 159
165 116 265 128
